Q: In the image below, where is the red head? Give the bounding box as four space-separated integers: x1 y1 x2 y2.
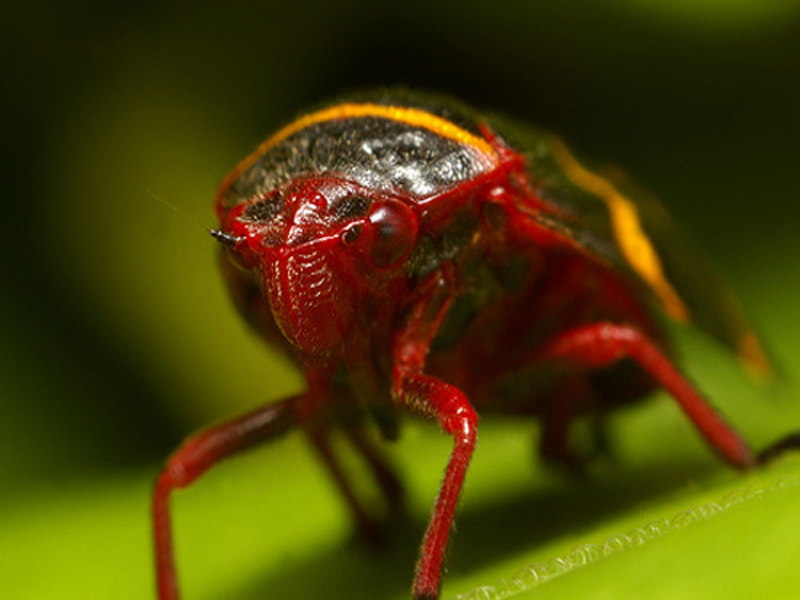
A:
211 97 500 360
215 176 419 358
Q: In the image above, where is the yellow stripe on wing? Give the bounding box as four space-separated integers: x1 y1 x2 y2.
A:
550 138 690 323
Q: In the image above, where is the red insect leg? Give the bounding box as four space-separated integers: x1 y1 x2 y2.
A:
153 387 406 599
391 266 477 599
539 322 756 468
306 427 389 544
153 396 300 600
395 372 478 600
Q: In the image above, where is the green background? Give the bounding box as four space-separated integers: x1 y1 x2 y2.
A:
2 1 799 598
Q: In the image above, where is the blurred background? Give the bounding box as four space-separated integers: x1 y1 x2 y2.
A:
2 1 799 598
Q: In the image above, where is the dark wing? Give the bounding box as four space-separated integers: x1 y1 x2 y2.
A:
489 115 771 379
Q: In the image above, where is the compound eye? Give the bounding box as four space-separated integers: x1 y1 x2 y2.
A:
367 201 418 268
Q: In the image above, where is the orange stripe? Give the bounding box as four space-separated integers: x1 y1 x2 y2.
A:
216 103 497 206
550 138 690 323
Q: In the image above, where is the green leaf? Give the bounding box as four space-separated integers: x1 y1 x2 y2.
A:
3 412 799 599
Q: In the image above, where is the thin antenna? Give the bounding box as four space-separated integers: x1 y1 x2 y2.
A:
148 189 245 246
147 188 211 235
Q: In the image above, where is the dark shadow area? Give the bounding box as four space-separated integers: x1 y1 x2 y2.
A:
231 456 722 598
2 266 181 473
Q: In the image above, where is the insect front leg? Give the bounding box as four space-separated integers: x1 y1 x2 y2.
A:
153 396 301 600
391 265 476 599
393 371 478 600
538 321 800 469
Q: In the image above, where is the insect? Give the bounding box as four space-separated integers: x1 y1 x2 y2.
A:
152 90 799 599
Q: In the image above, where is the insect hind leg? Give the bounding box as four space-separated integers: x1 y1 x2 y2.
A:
538 321 758 469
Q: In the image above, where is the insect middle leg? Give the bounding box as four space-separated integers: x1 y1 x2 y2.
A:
537 377 601 474
343 424 406 519
307 426 397 545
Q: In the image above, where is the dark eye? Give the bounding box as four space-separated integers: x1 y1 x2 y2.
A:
368 201 418 268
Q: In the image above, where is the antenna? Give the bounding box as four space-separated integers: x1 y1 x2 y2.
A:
148 189 246 247
210 229 246 247
147 189 211 235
